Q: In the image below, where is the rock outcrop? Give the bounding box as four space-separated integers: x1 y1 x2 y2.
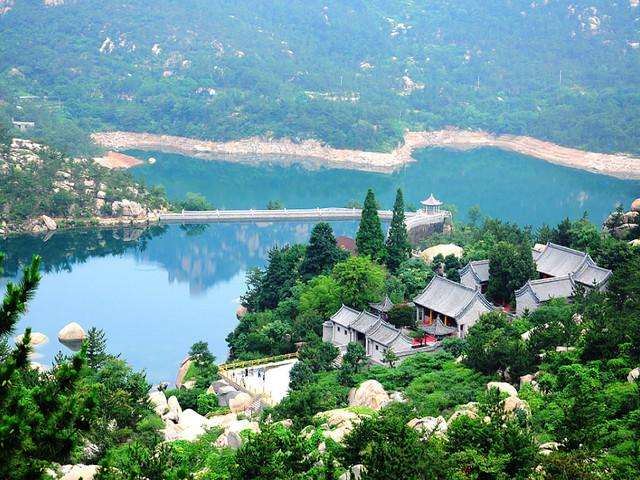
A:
314 408 369 444
348 380 390 411
149 390 169 416
112 199 145 217
603 199 640 240
15 331 49 347
57 322 86 351
58 464 99 480
628 367 640 383
486 381 518 398
407 416 448 438
228 392 252 413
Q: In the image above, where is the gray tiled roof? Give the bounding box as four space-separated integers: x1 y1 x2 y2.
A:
573 260 612 288
459 259 490 284
367 321 402 346
535 243 590 278
369 296 394 313
330 305 361 327
413 275 488 319
422 317 458 336
534 243 612 288
351 311 381 334
516 275 576 303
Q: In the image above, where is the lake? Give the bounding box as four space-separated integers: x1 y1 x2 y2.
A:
131 147 640 226
2 222 360 383
2 147 638 382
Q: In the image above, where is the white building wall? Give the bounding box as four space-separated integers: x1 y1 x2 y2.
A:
369 340 385 363
457 297 493 337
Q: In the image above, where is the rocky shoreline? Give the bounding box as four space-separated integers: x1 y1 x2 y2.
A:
92 129 640 179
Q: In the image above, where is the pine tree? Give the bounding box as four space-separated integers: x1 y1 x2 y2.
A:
85 327 108 370
356 189 385 260
385 189 411 273
300 222 343 280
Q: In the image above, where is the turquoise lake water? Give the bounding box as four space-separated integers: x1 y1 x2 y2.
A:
130 147 640 226
2 147 638 382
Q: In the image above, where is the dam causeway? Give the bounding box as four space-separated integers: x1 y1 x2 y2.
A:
158 207 450 230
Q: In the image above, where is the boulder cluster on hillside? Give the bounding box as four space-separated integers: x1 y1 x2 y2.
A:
0 138 167 235
603 198 640 242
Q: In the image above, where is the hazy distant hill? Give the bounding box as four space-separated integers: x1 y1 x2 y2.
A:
0 0 639 155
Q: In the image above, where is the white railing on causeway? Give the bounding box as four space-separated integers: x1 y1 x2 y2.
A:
159 208 450 226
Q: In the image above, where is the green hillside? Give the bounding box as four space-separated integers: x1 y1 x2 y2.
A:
0 0 639 154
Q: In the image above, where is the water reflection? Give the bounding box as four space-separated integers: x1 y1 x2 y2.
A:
0 221 360 381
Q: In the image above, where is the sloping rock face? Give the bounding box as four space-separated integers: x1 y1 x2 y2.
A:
348 380 390 411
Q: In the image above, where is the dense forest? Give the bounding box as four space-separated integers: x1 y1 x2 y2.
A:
0 1 639 155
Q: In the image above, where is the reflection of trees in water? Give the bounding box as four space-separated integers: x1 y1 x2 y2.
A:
135 221 360 294
0 226 167 277
1 222 360 293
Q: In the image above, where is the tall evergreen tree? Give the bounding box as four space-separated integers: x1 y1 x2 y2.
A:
85 327 108 370
300 222 343 280
385 189 411 273
356 189 385 260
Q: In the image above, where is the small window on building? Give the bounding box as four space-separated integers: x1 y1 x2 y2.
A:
375 345 379 351
337 327 340 333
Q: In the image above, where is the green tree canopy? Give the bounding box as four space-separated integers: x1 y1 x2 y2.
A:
299 222 344 280
356 189 385 261
385 188 411 273
332 256 385 310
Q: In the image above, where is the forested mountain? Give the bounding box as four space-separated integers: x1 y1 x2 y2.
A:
0 0 639 154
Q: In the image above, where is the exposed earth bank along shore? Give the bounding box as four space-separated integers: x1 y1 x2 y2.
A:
91 129 640 179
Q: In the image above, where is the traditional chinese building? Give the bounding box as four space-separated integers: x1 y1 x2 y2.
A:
369 295 394 320
459 259 490 292
514 275 577 316
533 243 612 289
322 305 415 365
413 275 494 338
421 193 443 215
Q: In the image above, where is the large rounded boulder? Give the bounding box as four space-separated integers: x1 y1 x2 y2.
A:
486 381 518 398
348 380 390 411
58 322 86 351
228 392 252 413
15 331 49 347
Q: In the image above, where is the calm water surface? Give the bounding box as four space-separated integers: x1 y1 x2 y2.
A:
1 222 359 382
131 147 640 226
3 148 639 382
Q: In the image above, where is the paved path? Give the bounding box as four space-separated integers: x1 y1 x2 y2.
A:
223 358 298 405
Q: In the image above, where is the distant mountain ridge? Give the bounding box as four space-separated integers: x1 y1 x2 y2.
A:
0 1 639 156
